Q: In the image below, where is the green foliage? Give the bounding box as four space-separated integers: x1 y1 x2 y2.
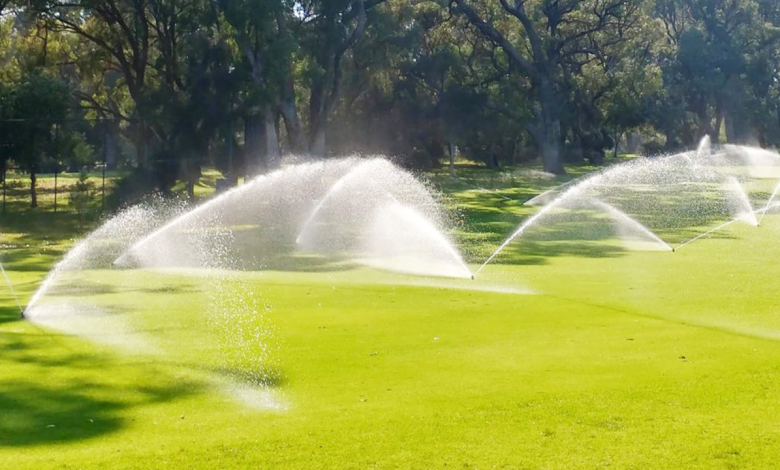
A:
0 72 69 169
0 0 779 189
68 168 95 220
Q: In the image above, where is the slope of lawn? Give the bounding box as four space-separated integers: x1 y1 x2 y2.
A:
2 163 780 469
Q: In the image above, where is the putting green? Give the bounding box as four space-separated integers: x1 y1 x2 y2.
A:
3 170 780 468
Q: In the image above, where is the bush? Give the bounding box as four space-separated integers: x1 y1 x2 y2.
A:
69 169 96 221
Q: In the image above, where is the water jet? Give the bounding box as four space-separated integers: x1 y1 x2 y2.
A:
477 141 765 272
1 259 24 317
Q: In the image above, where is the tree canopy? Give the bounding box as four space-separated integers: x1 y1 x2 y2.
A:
2 0 780 205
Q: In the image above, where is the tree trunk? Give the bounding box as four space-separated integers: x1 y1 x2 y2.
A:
695 105 714 144
626 133 642 153
308 77 328 157
279 78 305 153
528 118 564 174
275 9 305 154
713 108 724 145
104 122 119 170
537 78 565 174
664 128 675 150
280 99 304 153
725 110 737 144
448 141 455 177
540 136 563 174
245 114 261 173
1 157 5 214
309 127 326 157
30 168 37 209
245 106 281 174
776 104 780 138
568 128 584 163
681 123 696 148
263 106 281 168
134 124 149 169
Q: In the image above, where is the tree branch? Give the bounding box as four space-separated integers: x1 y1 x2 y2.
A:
450 0 539 79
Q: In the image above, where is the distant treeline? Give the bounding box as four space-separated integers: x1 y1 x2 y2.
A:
1 0 779 205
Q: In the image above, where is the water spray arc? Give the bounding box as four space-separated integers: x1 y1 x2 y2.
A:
726 176 758 227
295 160 378 246
473 158 674 277
110 157 469 279
291 158 471 279
1 259 24 317
523 178 579 207
590 200 673 252
360 199 472 279
475 137 772 275
759 179 780 226
473 183 582 277
697 135 711 156
672 217 751 252
14 143 780 413
114 168 286 267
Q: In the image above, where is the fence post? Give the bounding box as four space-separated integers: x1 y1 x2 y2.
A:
102 122 107 210
2 161 5 215
54 167 58 213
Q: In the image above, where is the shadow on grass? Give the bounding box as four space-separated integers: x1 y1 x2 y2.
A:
0 211 92 242
487 241 630 266
0 329 202 447
0 305 23 322
41 281 202 298
0 381 123 446
1 239 67 277
138 283 201 295
240 251 361 273
448 173 751 266
0 211 89 276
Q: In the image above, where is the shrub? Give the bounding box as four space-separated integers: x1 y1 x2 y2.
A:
69 169 96 221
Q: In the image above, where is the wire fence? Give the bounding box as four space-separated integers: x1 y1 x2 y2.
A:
1 168 111 215
0 117 120 215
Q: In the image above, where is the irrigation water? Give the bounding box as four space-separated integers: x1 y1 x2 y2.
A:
16 142 780 408
475 138 778 275
22 156 473 409
0 259 23 316
114 158 470 278
24 206 164 348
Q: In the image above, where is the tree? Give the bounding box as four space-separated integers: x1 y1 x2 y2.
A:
38 0 156 167
654 0 780 147
0 73 69 208
214 0 288 171
448 0 643 173
300 0 385 155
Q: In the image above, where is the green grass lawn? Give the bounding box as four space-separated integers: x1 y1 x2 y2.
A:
2 170 121 214
2 164 780 469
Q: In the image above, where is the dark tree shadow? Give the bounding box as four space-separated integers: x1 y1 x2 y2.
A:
0 381 124 446
0 330 203 447
0 305 23 323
